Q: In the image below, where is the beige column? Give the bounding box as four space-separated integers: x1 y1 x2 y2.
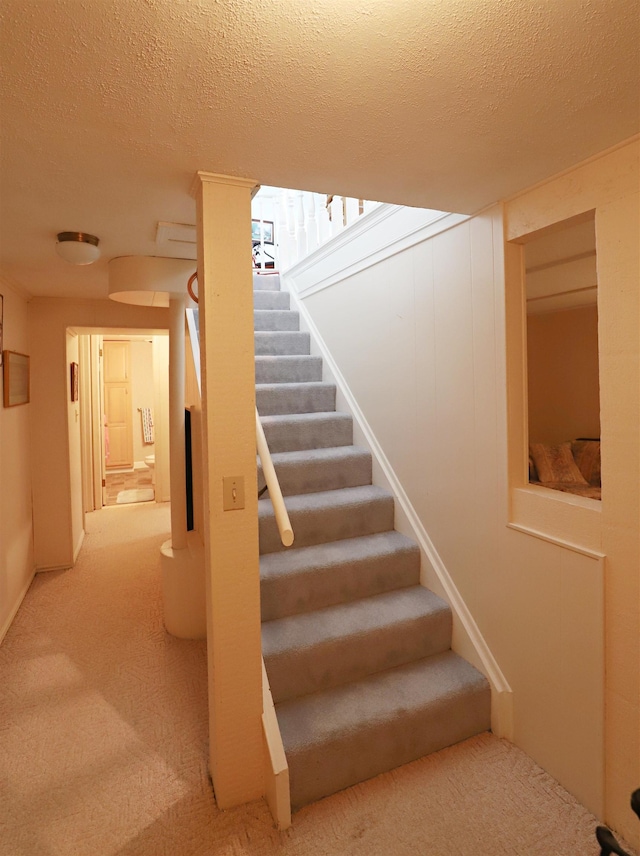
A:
193 171 263 808
169 293 188 550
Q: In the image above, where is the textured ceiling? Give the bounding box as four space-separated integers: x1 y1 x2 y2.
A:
0 0 638 299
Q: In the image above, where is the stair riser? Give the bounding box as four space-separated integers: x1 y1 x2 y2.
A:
259 451 371 497
260 538 421 621
259 494 394 554
254 310 300 331
254 291 290 310
255 332 310 356
253 274 281 291
255 356 323 385
261 415 353 453
256 384 336 416
265 608 452 703
285 678 490 809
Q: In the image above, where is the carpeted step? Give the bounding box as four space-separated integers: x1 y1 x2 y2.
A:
260 531 420 621
255 331 311 356
258 445 371 496
259 485 394 554
255 355 323 385
253 272 281 291
253 290 290 310
277 650 491 809
256 382 336 416
254 309 300 331
263 586 452 703
260 412 353 453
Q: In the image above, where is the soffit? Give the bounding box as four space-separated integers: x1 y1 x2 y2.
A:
0 0 638 298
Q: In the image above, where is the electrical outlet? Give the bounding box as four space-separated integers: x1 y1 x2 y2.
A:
223 476 245 511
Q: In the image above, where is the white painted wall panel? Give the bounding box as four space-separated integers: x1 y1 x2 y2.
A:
289 198 606 819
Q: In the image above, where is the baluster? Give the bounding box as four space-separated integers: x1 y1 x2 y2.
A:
318 194 332 244
330 195 343 236
344 197 359 227
363 199 379 215
296 191 307 260
306 192 319 254
286 191 297 265
275 191 289 271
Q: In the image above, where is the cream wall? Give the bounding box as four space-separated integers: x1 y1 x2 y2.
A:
286 202 609 820
66 331 84 561
506 139 639 847
527 305 600 444
29 298 169 571
0 280 35 642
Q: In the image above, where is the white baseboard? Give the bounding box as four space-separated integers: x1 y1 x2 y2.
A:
0 567 36 646
73 529 85 564
285 278 514 741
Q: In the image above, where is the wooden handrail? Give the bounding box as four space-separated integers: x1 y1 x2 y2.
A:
256 409 294 547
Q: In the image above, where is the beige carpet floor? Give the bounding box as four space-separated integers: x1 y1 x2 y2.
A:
1 502 635 856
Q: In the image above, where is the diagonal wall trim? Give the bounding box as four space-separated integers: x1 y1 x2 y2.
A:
285 204 470 299
284 275 514 741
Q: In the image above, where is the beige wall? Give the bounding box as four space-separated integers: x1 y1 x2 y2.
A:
66 331 84 561
506 139 639 847
527 305 600 444
289 141 639 839
0 280 35 642
29 298 169 571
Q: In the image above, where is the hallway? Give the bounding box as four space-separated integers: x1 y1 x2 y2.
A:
0 503 627 855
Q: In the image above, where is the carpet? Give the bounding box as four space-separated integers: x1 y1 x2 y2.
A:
0 503 635 856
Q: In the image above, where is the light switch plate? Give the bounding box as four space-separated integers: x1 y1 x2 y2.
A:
223 476 245 511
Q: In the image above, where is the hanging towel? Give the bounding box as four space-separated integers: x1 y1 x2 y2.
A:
141 408 154 444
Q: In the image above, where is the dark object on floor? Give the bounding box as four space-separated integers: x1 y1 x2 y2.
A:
596 825 631 856
595 788 640 856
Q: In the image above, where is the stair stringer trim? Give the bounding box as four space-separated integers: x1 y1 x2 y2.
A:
282 274 513 741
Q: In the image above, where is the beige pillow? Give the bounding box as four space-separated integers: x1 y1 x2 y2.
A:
571 440 601 487
530 442 589 485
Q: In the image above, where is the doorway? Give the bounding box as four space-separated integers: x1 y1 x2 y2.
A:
75 328 170 514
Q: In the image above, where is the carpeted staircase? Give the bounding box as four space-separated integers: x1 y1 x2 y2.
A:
254 272 491 810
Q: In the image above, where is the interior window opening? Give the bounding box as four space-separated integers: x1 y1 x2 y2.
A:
525 213 601 500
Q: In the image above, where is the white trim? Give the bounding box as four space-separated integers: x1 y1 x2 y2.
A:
0 567 36 645
284 278 513 740
36 563 72 573
73 528 85 564
286 205 470 299
507 522 605 560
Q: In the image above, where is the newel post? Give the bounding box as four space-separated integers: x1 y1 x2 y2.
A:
192 171 263 808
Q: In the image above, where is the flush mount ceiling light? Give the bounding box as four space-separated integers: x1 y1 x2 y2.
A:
56 231 101 265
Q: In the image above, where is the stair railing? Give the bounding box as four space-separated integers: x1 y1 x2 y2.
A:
255 408 294 547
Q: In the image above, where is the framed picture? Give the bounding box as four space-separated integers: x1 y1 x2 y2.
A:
0 294 3 367
70 362 79 402
3 350 30 407
252 219 274 243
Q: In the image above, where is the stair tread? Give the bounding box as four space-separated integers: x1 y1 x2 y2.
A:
256 381 335 392
277 651 490 808
263 585 449 658
277 650 488 746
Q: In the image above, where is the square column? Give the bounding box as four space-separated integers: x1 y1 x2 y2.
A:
193 171 263 808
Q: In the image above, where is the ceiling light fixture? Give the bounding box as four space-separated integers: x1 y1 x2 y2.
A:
56 231 101 265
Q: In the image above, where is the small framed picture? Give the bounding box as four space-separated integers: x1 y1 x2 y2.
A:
3 350 30 407
252 219 274 243
70 362 79 402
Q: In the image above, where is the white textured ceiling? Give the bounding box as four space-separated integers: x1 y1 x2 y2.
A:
1 0 638 299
